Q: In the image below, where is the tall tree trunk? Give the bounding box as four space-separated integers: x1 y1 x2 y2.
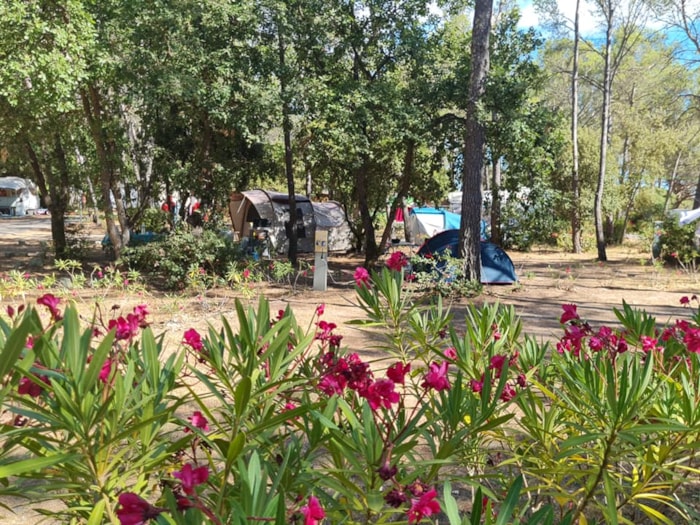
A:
571 0 582 253
81 84 129 258
378 140 415 252
358 166 379 266
665 151 682 213
24 137 70 258
460 0 493 282
594 6 614 262
278 18 298 267
51 134 71 258
490 155 501 245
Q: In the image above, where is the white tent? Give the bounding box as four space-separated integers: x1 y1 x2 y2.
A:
0 177 40 216
228 189 353 253
672 208 700 226
405 207 462 243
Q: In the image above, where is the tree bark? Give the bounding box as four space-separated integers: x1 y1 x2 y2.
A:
594 3 614 262
24 140 68 259
460 0 493 282
278 18 298 267
490 155 501 245
571 0 582 253
378 140 415 252
81 84 129 258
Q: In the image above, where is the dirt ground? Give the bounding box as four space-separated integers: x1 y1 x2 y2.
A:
0 214 696 348
0 215 699 522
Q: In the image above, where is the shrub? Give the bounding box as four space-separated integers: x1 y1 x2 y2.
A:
2 272 700 523
120 228 244 290
657 216 699 270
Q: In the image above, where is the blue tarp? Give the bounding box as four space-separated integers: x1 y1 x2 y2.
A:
416 229 517 284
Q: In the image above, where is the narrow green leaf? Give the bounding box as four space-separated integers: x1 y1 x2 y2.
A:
235 376 251 417
495 475 523 525
0 453 76 478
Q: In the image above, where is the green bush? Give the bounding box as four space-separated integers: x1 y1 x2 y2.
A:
120 228 244 290
2 271 700 523
657 216 699 268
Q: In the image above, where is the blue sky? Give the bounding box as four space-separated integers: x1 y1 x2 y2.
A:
517 0 604 34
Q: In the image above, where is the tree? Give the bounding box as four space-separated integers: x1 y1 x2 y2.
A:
460 0 493 282
0 0 94 258
590 0 647 261
571 0 583 253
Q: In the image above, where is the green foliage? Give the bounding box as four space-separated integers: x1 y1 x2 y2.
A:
657 216 699 269
409 253 483 297
2 300 185 522
120 228 244 290
5 240 700 523
500 183 561 251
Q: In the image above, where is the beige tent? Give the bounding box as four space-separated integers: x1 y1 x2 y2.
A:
228 189 352 253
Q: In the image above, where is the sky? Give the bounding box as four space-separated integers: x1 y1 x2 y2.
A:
517 0 603 35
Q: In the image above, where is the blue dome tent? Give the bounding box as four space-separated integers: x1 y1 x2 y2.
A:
416 229 517 284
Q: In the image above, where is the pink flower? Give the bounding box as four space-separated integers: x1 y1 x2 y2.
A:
300 495 325 525
37 293 62 321
108 316 140 341
17 375 49 397
386 251 409 272
489 355 507 378
132 305 149 327
361 378 400 410
683 328 700 354
173 463 209 495
444 347 457 360
500 383 517 402
187 411 210 432
116 493 163 525
470 378 483 393
316 304 325 317
99 359 115 384
6 305 15 318
354 266 370 287
559 303 579 324
681 296 690 305
421 362 450 391
640 336 659 353
318 373 347 395
183 328 203 351
242 268 251 279
387 362 411 384
407 488 441 523
517 373 527 388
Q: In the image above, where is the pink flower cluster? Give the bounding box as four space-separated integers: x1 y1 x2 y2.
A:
556 303 680 359
317 350 451 410
384 480 441 523
354 267 370 287
315 320 343 348
37 293 62 322
108 304 149 341
386 251 409 272
116 463 209 524
470 352 524 402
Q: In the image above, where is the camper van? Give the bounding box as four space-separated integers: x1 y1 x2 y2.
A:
0 177 40 216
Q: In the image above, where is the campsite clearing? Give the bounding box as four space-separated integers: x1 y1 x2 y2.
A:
0 215 694 347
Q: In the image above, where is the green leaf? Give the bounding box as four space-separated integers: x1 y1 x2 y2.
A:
234 376 252 417
82 330 114 392
0 453 76 478
495 475 523 525
442 482 462 525
86 498 106 525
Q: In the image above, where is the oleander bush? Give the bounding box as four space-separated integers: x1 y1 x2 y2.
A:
1 259 700 524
